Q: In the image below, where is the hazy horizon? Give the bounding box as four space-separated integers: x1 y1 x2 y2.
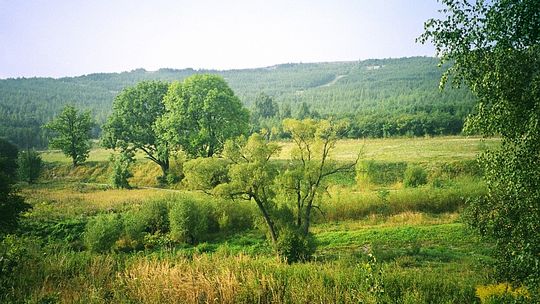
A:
1 0 442 79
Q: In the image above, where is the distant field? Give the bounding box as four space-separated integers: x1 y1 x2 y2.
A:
280 136 500 162
41 135 500 164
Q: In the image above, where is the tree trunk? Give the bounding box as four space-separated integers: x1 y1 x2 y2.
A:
302 205 312 237
253 196 278 244
159 161 169 179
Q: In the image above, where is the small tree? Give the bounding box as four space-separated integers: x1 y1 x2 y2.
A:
44 105 93 167
17 150 43 184
253 92 278 119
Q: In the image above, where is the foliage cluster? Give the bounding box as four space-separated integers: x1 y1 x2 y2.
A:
103 75 249 181
0 139 30 235
83 196 256 252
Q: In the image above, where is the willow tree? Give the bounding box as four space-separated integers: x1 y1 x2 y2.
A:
419 0 540 285
280 118 358 236
214 134 281 244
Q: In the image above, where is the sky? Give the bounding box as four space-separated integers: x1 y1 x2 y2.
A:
0 0 442 79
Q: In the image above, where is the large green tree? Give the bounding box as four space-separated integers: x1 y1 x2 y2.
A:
419 0 540 285
102 81 170 178
156 74 249 158
44 105 93 167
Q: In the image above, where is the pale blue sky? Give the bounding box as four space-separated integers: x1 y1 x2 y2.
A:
0 0 442 78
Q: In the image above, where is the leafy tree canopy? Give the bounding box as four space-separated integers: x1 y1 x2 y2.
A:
102 80 170 176
253 92 279 119
157 74 249 158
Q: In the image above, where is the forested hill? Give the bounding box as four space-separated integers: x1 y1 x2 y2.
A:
0 56 475 148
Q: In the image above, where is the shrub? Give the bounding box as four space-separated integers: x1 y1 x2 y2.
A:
275 227 316 263
17 150 43 183
356 160 407 186
404 165 428 188
183 157 229 191
0 235 31 297
110 152 133 189
169 199 211 244
121 211 147 250
84 213 123 252
0 139 31 235
427 160 482 182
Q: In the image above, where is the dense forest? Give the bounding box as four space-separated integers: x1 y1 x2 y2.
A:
0 57 475 148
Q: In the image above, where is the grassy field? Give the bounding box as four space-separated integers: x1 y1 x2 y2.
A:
41 135 500 164
3 136 515 303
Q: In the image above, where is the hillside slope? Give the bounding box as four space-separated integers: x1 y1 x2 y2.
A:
0 57 474 147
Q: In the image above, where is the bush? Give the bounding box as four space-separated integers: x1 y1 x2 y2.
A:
110 152 133 189
404 165 428 188
84 213 123 252
17 150 43 183
183 157 229 190
139 200 169 234
169 198 212 244
275 227 316 263
356 160 407 186
427 160 482 183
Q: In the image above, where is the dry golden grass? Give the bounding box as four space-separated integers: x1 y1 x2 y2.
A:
22 185 172 218
122 256 244 304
